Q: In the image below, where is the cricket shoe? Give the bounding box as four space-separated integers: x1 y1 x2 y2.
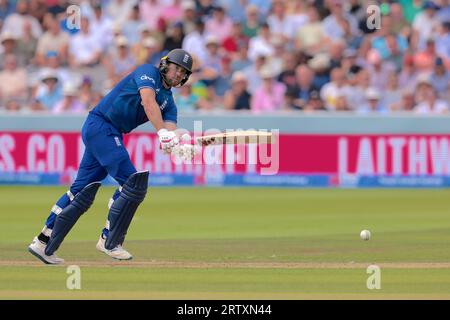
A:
28 237 65 265
96 235 133 260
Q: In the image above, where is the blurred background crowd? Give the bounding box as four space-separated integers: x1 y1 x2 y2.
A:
0 0 448 114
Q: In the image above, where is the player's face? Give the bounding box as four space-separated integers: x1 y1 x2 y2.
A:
165 63 187 87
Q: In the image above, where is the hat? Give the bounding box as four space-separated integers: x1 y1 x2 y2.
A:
40 69 59 82
143 37 157 48
259 66 277 79
0 31 16 43
416 73 432 85
365 87 381 100
231 71 247 83
181 1 195 10
308 53 330 70
205 35 219 46
63 83 78 96
115 35 128 47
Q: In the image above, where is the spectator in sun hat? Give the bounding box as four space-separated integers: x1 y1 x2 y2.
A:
251 65 286 113
53 82 86 114
35 68 63 111
223 71 251 110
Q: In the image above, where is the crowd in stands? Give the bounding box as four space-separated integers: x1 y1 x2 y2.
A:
0 0 449 114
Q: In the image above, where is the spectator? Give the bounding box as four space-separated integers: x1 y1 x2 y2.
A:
122 5 146 46
35 14 69 66
412 1 441 51
0 0 15 21
277 51 298 92
53 83 86 114
89 3 114 53
139 0 165 32
335 94 352 111
304 90 327 112
322 0 359 42
430 57 450 97
205 6 233 43
103 35 136 85
160 0 184 26
106 0 138 27
390 88 416 112
163 22 185 53
308 52 331 90
357 88 388 114
182 19 208 63
180 1 197 35
320 67 350 111
223 71 251 110
251 66 286 113
384 73 402 109
267 0 292 42
16 19 38 66
230 42 252 72
248 22 274 61
242 54 267 94
34 69 63 111
173 79 199 112
413 38 438 73
242 4 261 39
78 76 96 109
414 84 449 114
0 54 28 106
435 21 450 63
295 5 329 55
365 49 396 91
222 21 249 56
213 55 234 102
141 37 164 67
292 64 317 110
68 17 101 68
0 31 26 66
2 0 43 40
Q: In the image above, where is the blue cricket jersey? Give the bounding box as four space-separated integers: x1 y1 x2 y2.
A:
91 64 177 134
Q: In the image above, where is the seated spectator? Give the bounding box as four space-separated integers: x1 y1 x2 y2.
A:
320 67 350 111
223 71 251 110
248 23 274 61
357 88 388 114
106 0 138 28
430 57 450 98
295 5 329 55
163 22 185 53
435 21 450 63
4 99 22 113
414 85 449 114
242 4 261 39
304 90 327 112
389 88 416 112
222 22 249 56
251 66 286 113
335 95 352 111
182 19 208 63
0 54 28 107
308 53 331 90
121 4 146 46
230 43 252 73
413 38 438 73
34 69 63 111
68 17 102 68
292 64 317 110
2 0 42 40
53 83 86 114
16 19 38 66
0 32 26 67
383 73 402 109
242 54 267 94
103 35 136 85
213 55 233 103
180 1 197 35
277 51 298 92
205 6 233 43
35 14 69 66
173 79 199 113
366 49 396 91
78 76 96 109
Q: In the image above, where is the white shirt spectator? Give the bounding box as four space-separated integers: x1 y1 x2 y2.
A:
69 31 101 66
106 0 138 27
182 31 208 63
322 13 358 41
3 12 42 40
412 11 441 50
414 99 449 114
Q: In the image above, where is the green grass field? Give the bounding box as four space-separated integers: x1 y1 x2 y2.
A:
1 186 450 299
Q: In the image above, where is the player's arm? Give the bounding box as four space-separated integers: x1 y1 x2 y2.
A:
140 88 179 153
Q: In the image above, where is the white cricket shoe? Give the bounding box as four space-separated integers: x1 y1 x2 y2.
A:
96 235 133 260
28 237 65 265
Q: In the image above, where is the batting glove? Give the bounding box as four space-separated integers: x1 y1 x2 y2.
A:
157 129 179 154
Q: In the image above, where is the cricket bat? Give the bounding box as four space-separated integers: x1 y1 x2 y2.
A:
195 130 274 146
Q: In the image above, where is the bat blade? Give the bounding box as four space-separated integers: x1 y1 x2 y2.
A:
196 131 273 146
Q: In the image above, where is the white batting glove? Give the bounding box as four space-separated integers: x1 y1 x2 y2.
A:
171 144 199 161
157 129 179 154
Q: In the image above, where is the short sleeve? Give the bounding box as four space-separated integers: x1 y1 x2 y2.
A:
162 96 177 124
134 65 158 91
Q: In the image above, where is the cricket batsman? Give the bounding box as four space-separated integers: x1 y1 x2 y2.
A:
28 49 195 264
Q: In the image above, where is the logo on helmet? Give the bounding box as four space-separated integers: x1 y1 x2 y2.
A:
183 54 189 63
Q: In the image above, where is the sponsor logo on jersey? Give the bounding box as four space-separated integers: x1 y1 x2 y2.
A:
140 74 156 85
